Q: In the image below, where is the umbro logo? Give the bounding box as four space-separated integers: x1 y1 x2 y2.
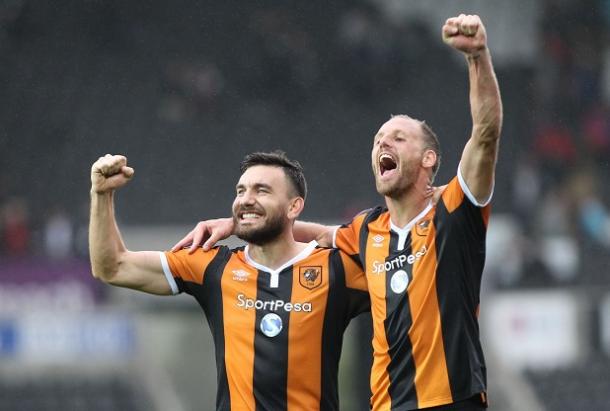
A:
232 269 250 282
372 234 385 248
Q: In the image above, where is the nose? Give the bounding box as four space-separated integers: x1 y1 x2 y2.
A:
240 189 256 205
377 134 391 148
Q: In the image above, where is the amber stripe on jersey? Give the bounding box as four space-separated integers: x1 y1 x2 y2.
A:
169 247 234 410
408 220 452 408
434 187 488 400
336 176 490 410
222 252 259 410
362 211 393 411
164 245 369 411
335 208 370 258
286 256 328 410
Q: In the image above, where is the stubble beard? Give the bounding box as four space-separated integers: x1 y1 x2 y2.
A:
233 211 287 246
375 165 417 199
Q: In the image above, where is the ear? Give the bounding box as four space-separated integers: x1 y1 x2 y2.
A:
287 197 305 220
422 149 437 170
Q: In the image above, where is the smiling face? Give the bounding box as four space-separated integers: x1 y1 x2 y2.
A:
371 116 436 198
232 165 301 245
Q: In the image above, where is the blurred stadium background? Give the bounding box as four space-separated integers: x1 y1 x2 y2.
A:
1 0 610 410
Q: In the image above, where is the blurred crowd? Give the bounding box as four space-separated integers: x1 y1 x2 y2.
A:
0 196 88 260
1 1 610 410
493 0 610 289
0 0 609 293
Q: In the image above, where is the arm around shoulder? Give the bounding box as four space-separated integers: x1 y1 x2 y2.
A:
293 220 337 248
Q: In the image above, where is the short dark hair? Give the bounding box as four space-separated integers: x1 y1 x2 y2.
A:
240 150 307 200
391 114 442 181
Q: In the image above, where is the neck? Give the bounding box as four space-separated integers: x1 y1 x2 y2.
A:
385 182 430 228
247 229 309 270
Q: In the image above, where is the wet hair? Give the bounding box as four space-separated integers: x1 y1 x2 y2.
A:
391 114 442 182
240 150 307 200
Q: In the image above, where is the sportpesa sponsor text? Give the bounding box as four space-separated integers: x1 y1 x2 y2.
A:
371 245 428 274
237 293 312 312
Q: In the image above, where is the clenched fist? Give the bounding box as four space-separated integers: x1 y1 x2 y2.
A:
91 154 135 194
442 14 487 56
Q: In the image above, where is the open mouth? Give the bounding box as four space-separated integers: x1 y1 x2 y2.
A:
379 153 397 176
238 210 264 222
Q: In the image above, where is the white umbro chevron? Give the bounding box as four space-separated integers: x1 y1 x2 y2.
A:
372 234 385 248
232 269 250 282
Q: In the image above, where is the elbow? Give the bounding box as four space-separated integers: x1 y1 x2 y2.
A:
474 121 502 146
493 110 503 138
91 263 119 284
90 253 125 284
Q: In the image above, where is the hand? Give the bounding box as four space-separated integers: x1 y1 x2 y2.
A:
91 154 134 194
424 184 446 203
424 185 434 198
171 217 234 253
442 14 487 56
432 184 448 204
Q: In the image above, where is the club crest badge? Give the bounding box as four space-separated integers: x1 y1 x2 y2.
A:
416 219 431 236
299 266 322 290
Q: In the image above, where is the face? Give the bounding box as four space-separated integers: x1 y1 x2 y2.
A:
371 116 427 198
232 165 297 245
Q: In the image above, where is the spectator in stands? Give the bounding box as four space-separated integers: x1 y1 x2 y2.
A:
43 206 74 260
1 197 30 257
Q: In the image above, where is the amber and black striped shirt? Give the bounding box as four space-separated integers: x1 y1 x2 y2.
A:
334 176 490 410
161 241 369 411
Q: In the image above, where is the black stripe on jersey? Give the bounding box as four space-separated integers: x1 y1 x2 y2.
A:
253 267 294 411
191 246 233 411
319 249 347 411
385 231 418 408
359 206 385 267
434 200 487 399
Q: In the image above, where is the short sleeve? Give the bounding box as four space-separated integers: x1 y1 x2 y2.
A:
161 247 222 294
340 252 367 292
339 251 370 316
333 209 371 257
457 163 494 207
441 177 491 227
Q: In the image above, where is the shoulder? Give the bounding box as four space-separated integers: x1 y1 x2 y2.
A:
346 205 388 227
432 184 449 205
343 205 385 223
311 245 362 269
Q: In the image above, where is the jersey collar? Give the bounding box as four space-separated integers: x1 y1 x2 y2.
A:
390 201 433 251
244 240 318 288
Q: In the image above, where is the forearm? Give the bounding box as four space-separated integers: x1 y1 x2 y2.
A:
89 190 128 282
293 221 336 247
467 48 503 145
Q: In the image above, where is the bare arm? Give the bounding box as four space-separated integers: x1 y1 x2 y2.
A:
293 221 337 248
89 154 172 295
171 218 337 252
443 14 503 204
